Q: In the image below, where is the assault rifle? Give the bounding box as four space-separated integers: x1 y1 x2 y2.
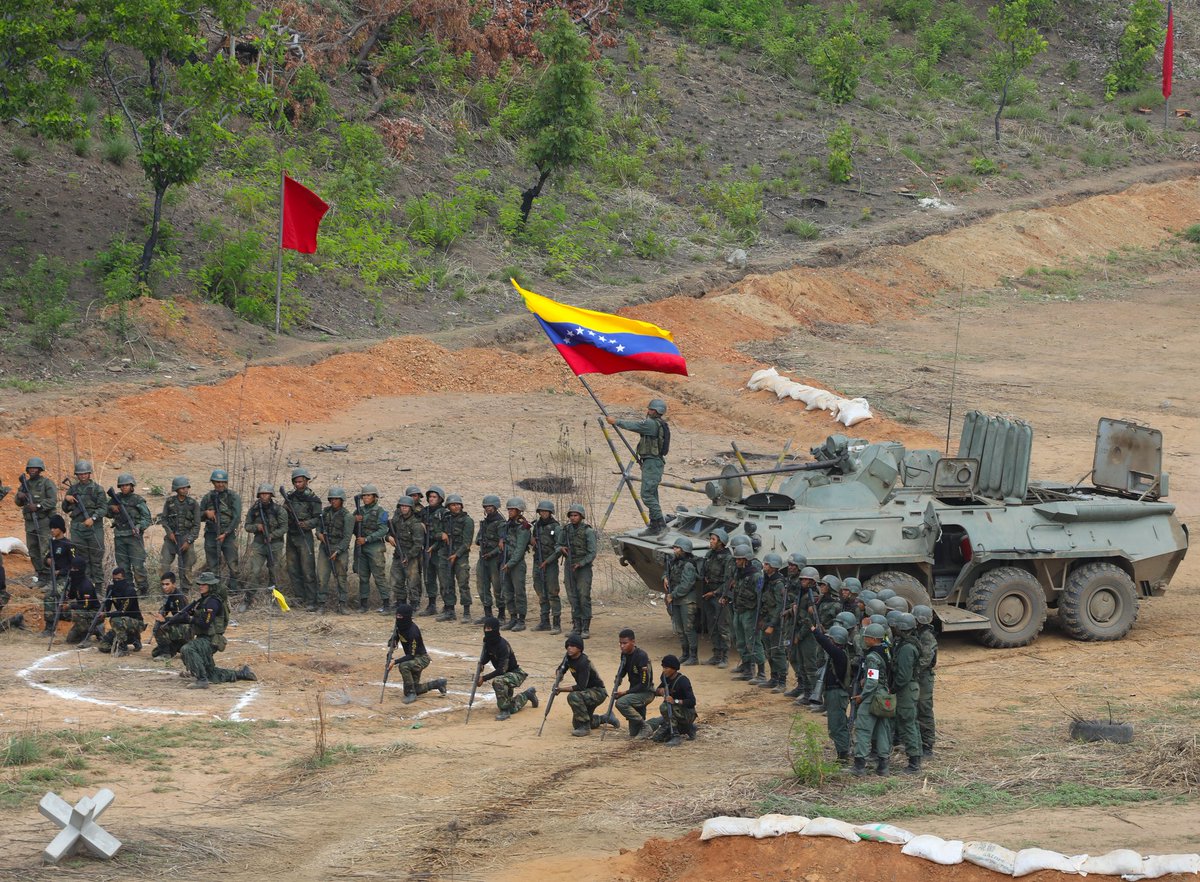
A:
380 642 395 703
317 509 344 601
465 649 487 725
258 499 279 589
210 488 225 580
660 672 675 742
352 494 365 570
21 473 61 644
81 582 118 646
63 478 90 523
107 487 141 538
537 653 570 737
599 655 627 742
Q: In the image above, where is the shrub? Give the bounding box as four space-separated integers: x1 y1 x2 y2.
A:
827 122 854 183
811 31 865 104
0 255 78 351
1181 224 1200 244
101 135 134 166
73 135 91 157
788 716 841 785
94 238 145 302
404 193 477 248
632 229 675 259
971 155 1000 175
11 145 33 165
784 218 821 239
702 179 765 241
1105 0 1167 100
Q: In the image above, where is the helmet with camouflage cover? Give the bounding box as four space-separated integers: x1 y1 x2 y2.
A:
257 483 274 495
74 460 93 474
864 623 887 640
648 399 667 415
673 537 694 553
799 566 820 581
763 552 784 569
820 574 842 592
843 577 862 594
912 604 934 625
446 494 463 505
536 500 555 513
877 588 897 601
117 473 135 486
482 494 501 508
361 484 379 496
26 456 46 470
829 625 850 645
427 485 446 500
567 503 586 517
327 486 347 501
884 596 909 612
732 545 752 559
710 527 729 545
210 469 229 482
895 612 917 632
291 467 311 481
171 476 191 491
506 497 525 511
866 599 888 616
788 552 808 567
835 611 858 630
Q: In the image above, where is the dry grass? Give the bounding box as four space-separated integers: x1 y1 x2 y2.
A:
1129 730 1200 792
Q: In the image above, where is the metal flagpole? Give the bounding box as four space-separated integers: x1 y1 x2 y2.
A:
576 375 642 464
598 418 649 525
599 456 640 531
275 169 284 337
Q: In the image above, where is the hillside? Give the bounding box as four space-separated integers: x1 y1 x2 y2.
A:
0 0 1196 389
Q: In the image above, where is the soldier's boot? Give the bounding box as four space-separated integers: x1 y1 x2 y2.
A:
571 725 590 737
682 653 699 666
497 605 506 622
837 751 851 763
524 687 538 708
460 605 471 624
851 757 867 777
187 678 211 690
702 652 720 665
733 664 754 682
550 615 562 635
638 518 666 537
876 757 890 777
495 709 512 721
570 620 580 637
402 688 417 704
902 755 922 775
716 651 728 670
335 603 349 615
628 718 643 738
511 615 527 632
237 665 258 681
473 607 491 625
428 678 448 695
130 638 143 652
377 602 393 615
772 677 791 694
784 684 806 698
580 619 591 640
922 746 934 758
601 712 621 729
731 659 748 674
533 613 551 632
418 600 437 617
502 616 518 631
435 605 455 622
666 733 685 747
746 664 768 685
686 723 698 741
757 673 780 689
308 604 320 613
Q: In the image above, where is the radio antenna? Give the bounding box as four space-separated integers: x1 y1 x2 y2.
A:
945 276 966 454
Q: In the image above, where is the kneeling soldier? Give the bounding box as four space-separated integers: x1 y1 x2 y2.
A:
478 616 538 720
559 633 614 737
613 628 655 737
642 655 697 746
98 568 145 655
387 603 447 704
168 571 256 688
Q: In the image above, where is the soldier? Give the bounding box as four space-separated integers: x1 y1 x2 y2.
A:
166 571 256 688
282 468 322 611
106 473 152 596
350 485 388 613
665 537 700 666
387 495 424 611
243 485 286 611
727 543 764 683
161 476 201 592
530 501 562 632
200 469 242 586
851 622 893 776
607 399 670 536
42 514 75 632
62 559 102 644
419 486 450 617
15 456 57 583
317 487 355 614
558 503 597 638
812 622 853 761
387 603 447 704
891 612 924 774
476 616 538 720
440 494 474 622
841 577 862 612
754 553 787 690
499 497 530 632
97 567 146 655
404 485 425 517
473 495 504 624
641 655 698 746
558 633 614 737
700 529 734 668
151 572 191 658
62 460 107 587
817 574 843 627
913 604 938 757
0 544 24 633
613 628 655 736
785 561 821 702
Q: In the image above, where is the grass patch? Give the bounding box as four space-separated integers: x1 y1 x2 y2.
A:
784 218 821 239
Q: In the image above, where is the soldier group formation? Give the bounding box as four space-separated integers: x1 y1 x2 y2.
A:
2 399 938 766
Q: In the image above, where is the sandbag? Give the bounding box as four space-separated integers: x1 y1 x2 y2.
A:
800 817 860 843
902 835 964 865
963 841 1017 875
776 381 800 400
837 398 873 427
700 816 759 840
748 368 779 390
755 814 810 838
1125 854 1200 880
1082 850 1145 876
1013 848 1088 876
787 384 815 401
0 536 30 556
854 823 914 845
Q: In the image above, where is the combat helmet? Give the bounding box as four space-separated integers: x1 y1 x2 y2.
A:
567 503 586 517
446 494 463 505
763 552 784 569
536 500 555 513
673 537 694 553
117 473 135 487
26 456 46 470
210 469 229 482
648 399 667 415
912 605 934 626
327 486 347 501
506 497 526 511
291 467 311 481
171 476 191 491
482 494 501 508
74 460 93 474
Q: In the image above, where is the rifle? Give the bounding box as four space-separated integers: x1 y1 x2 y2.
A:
465 649 487 725
211 488 224 581
63 479 90 523
26 474 63 648
81 582 118 645
258 499 278 588
352 494 365 571
107 488 141 538
317 508 345 601
380 643 395 703
537 653 570 737
599 655 627 742
660 672 675 742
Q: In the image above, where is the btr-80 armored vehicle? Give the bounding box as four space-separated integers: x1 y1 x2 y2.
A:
612 412 1188 647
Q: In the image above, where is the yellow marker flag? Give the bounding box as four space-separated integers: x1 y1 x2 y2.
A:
271 588 291 612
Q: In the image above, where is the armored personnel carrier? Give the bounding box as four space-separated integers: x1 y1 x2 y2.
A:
612 412 1188 647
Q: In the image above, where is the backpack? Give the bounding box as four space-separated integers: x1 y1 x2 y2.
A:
659 419 671 457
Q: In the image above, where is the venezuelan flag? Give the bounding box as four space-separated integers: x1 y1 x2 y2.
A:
514 280 688 377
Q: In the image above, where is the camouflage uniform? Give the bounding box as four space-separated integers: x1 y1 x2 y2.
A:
63 479 107 586
200 487 242 586
853 644 894 766
612 413 669 527
388 506 425 608
63 570 101 644
161 493 201 592
730 558 764 673
284 484 323 607
558 519 597 633
171 582 247 686
786 578 822 697
16 471 57 580
317 503 354 608
500 515 531 624
152 586 192 658
421 500 451 609
564 651 608 733
759 569 788 687
474 508 504 615
353 498 389 610
916 623 938 754
244 499 286 606
531 514 562 629
666 553 700 662
893 630 923 763
106 488 152 595
98 577 145 653
700 545 734 664
444 507 475 614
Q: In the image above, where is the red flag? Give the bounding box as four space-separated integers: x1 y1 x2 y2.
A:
1163 1 1174 100
281 174 329 253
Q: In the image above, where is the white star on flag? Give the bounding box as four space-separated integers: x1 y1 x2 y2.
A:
616 344 625 352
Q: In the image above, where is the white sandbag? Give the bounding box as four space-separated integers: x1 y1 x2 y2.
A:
748 367 779 390
798 389 823 409
854 823 914 844
1082 851 1146 876
963 841 1017 875
1013 848 1087 877
787 384 815 401
0 537 30 556
776 381 801 400
836 398 873 427
902 835 964 865
1125 854 1200 880
755 814 810 838
800 816 860 843
810 391 838 412
700 816 760 840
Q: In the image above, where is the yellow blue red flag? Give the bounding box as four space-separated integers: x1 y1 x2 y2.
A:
514 280 688 377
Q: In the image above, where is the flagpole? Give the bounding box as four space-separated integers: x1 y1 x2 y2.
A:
275 168 284 337
576 375 642 464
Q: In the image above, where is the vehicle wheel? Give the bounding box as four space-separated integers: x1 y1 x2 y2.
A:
1069 719 1134 744
863 571 931 611
1058 562 1138 641
966 567 1046 648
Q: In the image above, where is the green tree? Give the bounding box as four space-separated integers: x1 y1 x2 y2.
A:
84 0 266 286
987 0 1048 142
0 1 90 137
517 9 601 226
1105 0 1167 100
809 5 868 105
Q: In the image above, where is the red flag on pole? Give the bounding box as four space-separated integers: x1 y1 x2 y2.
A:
281 174 329 253
1163 1 1174 100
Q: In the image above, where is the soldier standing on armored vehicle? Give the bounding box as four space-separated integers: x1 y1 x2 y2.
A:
607 398 670 537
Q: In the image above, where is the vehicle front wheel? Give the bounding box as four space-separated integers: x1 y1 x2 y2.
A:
966 567 1046 648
